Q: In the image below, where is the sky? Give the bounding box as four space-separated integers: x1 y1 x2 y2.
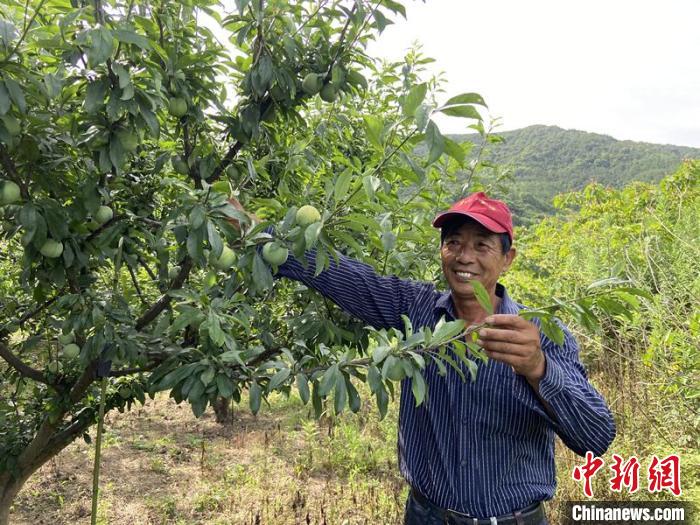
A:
365 0 700 148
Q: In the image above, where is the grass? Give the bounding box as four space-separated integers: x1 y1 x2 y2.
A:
9 375 698 524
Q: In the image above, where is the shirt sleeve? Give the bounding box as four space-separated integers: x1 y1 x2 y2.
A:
514 324 616 457
273 248 435 331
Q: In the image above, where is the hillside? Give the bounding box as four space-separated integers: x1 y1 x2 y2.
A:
453 125 700 225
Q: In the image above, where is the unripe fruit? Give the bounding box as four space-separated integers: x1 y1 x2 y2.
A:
168 97 188 118
320 82 338 103
168 265 180 280
95 205 113 224
117 130 139 152
156 237 168 251
0 180 21 205
225 164 239 179
212 245 235 270
270 83 286 101
40 239 64 258
118 386 132 399
171 156 189 175
47 362 61 374
204 270 217 288
301 73 322 95
296 205 321 226
62 343 80 359
262 242 289 266
58 332 75 345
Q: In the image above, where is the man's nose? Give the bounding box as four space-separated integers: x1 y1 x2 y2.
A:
454 244 476 263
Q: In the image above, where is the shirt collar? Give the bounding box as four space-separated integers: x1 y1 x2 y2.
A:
435 282 518 319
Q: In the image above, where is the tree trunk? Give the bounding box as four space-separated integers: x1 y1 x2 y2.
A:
213 396 231 423
0 413 95 525
0 471 28 525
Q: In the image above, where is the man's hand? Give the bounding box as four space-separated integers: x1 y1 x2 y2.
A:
225 196 258 231
476 314 546 384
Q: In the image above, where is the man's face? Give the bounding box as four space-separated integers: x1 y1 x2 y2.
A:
440 220 516 300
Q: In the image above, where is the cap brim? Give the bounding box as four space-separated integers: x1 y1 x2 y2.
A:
432 211 508 236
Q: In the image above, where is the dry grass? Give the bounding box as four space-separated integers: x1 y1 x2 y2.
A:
8 374 698 524
10 392 406 525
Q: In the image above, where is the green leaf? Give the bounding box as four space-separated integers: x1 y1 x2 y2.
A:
88 28 114 67
443 137 465 165
207 310 225 346
470 280 493 315
411 370 426 406
249 382 262 414
0 20 18 48
200 367 216 386
0 83 10 115
296 373 310 405
189 205 206 230
363 115 383 148
432 318 466 343
402 83 427 118
319 364 338 397
444 92 487 107
346 376 361 413
304 222 322 249
268 368 290 391
413 103 430 132
372 345 391 364
375 383 389 420
334 373 348 414
207 221 223 258
586 277 630 290
367 364 382 393
363 175 380 200
381 231 396 252
439 104 482 120
85 79 107 113
334 168 353 203
373 9 392 32
3 78 25 114
216 374 234 398
540 316 565 347
113 28 151 50
252 252 273 290
425 121 444 164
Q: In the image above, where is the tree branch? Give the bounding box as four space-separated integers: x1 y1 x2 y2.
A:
109 362 160 377
0 340 49 384
0 0 49 65
125 259 148 306
0 144 29 199
135 257 193 330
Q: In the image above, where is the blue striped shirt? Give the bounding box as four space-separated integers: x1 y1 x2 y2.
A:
275 249 616 517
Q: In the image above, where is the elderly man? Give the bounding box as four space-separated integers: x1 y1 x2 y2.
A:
233 192 615 524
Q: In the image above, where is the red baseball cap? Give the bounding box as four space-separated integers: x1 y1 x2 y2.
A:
432 192 514 242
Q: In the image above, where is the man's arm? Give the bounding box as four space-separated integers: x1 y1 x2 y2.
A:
225 197 435 331
477 314 616 456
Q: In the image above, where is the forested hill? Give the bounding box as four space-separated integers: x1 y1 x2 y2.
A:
453 125 700 224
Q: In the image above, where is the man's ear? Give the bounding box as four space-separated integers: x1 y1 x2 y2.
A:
503 247 516 272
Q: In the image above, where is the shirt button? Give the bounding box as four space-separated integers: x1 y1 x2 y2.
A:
462 416 469 425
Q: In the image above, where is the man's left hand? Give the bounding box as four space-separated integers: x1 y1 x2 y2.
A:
476 314 546 382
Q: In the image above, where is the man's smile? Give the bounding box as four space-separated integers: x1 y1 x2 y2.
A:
453 270 478 282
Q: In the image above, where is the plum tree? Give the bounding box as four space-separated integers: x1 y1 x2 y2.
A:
0 0 510 521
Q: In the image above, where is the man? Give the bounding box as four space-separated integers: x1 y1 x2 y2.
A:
231 192 616 524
